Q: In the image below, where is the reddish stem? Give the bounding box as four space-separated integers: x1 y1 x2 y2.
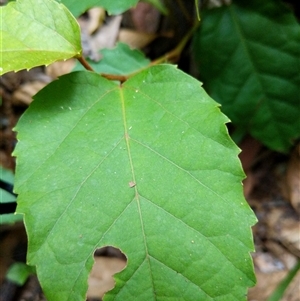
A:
77 56 94 71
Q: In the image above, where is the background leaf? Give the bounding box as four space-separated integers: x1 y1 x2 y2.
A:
6 262 36 286
0 166 15 204
14 65 256 301
193 0 300 152
144 0 168 15
73 42 150 74
0 0 81 75
0 166 22 224
57 0 139 17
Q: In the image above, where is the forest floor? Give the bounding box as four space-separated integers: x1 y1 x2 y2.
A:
1 2 299 301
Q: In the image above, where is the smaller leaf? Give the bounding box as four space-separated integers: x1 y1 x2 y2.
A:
0 0 81 75
58 0 139 17
144 0 168 14
0 166 14 203
6 263 36 286
74 42 150 75
0 166 22 225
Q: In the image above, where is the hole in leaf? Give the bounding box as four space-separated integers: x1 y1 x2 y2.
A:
87 246 127 300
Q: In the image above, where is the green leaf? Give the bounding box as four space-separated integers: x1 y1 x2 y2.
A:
0 0 81 75
0 166 22 225
57 0 139 17
0 166 15 204
0 212 22 225
6 262 36 286
144 0 168 15
73 42 150 74
266 260 300 301
193 0 300 152
14 65 256 301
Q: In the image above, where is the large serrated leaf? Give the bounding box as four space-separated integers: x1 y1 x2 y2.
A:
57 0 139 17
0 0 81 75
14 65 256 301
193 0 300 152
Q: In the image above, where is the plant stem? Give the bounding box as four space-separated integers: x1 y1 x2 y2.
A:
175 0 194 24
77 21 200 82
266 261 300 301
107 22 200 81
77 56 128 82
151 22 200 65
77 56 94 72
100 73 128 83
195 0 201 21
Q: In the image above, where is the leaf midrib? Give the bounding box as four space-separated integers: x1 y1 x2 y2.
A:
228 6 268 126
119 87 157 300
228 4 290 143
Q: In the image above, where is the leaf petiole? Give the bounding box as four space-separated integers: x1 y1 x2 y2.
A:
195 0 201 21
77 56 94 72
